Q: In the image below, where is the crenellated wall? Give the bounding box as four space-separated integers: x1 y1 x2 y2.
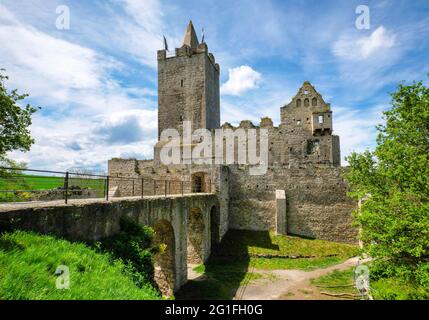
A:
220 118 340 167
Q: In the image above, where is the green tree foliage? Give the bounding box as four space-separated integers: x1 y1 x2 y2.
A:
344 79 429 296
0 69 38 163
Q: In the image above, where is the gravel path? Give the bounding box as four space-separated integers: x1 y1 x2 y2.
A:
234 257 362 300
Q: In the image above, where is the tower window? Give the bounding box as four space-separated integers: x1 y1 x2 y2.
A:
296 99 301 107
312 97 317 106
318 115 324 124
296 120 301 126
304 98 309 107
179 115 183 122
180 79 184 87
306 139 320 155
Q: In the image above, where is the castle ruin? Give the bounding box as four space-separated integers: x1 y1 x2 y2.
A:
108 21 357 245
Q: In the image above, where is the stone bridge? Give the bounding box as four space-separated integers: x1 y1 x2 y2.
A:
0 193 220 296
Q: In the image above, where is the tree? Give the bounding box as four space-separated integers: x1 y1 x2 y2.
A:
0 69 38 166
344 78 429 292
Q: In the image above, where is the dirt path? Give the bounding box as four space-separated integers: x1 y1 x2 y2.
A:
234 257 362 300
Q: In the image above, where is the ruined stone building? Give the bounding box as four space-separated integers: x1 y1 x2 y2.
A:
108 21 357 246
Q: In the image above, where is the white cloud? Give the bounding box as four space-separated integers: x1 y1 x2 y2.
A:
333 104 385 164
221 65 261 96
330 26 403 98
333 26 396 60
95 109 157 144
112 0 181 68
119 0 163 33
0 4 158 171
358 26 396 58
0 4 119 106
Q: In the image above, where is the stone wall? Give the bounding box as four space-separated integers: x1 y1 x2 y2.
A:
227 164 358 244
108 158 357 244
108 159 230 244
220 121 339 167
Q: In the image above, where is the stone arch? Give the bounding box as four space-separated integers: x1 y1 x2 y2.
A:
153 219 176 297
296 99 302 107
210 205 220 247
304 98 310 107
187 207 205 263
312 97 317 106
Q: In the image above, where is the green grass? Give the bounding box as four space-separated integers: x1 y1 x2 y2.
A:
0 231 161 300
214 230 359 271
310 267 429 300
371 277 429 300
0 174 105 202
0 174 63 190
310 268 358 295
176 230 359 300
250 256 345 270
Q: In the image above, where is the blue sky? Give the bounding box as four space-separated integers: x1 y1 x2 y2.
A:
1 0 428 172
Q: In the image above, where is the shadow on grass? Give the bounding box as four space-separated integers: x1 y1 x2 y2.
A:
0 238 25 252
175 230 279 300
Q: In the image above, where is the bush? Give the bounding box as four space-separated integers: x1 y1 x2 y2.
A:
371 277 429 300
96 217 160 288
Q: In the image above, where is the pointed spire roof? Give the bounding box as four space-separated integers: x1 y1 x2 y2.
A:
182 20 199 48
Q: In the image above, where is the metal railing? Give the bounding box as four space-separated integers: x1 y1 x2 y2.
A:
0 167 214 204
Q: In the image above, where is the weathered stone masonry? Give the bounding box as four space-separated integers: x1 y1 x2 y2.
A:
109 21 358 244
0 21 358 298
0 20 359 297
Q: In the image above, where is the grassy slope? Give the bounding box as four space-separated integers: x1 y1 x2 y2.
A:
176 230 359 299
310 268 359 296
0 174 105 190
0 231 160 300
0 174 105 202
0 175 63 190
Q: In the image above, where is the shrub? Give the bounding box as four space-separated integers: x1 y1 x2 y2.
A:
96 217 160 288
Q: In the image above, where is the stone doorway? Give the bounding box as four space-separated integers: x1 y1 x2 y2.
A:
191 172 205 193
210 205 220 247
153 219 176 297
187 207 205 264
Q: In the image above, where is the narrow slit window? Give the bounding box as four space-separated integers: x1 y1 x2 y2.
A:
180 79 184 87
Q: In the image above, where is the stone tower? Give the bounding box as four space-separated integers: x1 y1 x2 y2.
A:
156 21 220 139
